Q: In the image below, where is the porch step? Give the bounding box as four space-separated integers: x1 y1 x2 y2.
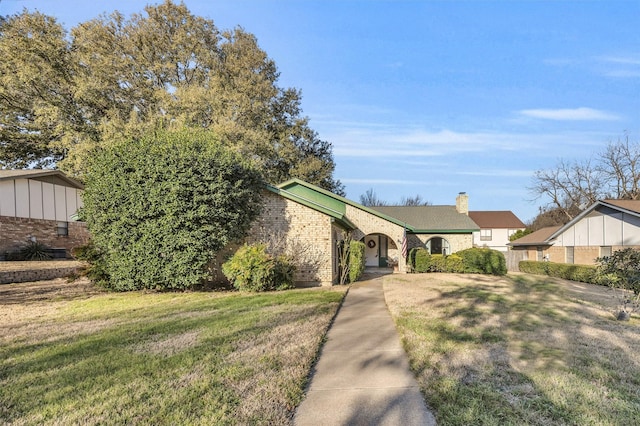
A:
363 267 393 277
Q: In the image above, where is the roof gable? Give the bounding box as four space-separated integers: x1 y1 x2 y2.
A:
549 199 640 240
508 226 561 246
0 170 84 189
469 211 526 229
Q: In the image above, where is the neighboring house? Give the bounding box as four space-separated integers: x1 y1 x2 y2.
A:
244 181 478 285
507 226 561 262
468 210 526 252
508 199 640 265
0 170 89 259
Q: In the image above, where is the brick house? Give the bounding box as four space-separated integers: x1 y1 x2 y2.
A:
247 180 478 286
508 199 640 265
0 170 89 259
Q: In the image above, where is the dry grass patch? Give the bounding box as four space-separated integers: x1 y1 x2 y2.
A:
1 281 345 425
384 272 640 425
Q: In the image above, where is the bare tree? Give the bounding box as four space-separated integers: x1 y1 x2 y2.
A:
359 188 388 206
399 194 432 206
598 136 640 200
530 137 640 223
529 158 603 221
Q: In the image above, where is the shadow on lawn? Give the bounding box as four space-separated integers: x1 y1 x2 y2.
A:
393 272 640 424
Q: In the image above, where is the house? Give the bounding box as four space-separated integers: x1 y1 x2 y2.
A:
507 226 561 261
468 210 526 252
245 181 478 285
508 199 640 265
0 170 89 259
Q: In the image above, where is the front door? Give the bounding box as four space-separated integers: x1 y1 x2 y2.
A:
364 235 379 266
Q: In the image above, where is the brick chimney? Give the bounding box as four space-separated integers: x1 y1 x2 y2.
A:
456 192 469 215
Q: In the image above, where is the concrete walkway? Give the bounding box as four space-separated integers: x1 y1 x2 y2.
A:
294 276 437 426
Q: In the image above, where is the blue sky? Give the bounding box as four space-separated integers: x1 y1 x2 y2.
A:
2 0 639 222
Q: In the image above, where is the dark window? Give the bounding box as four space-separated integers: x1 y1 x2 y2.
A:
56 221 69 237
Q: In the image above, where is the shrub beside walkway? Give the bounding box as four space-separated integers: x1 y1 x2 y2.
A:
294 276 436 425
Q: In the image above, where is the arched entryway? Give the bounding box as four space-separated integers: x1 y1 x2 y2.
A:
363 233 397 267
426 237 450 255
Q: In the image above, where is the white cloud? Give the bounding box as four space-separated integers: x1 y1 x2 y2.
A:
597 55 640 65
339 178 422 185
518 107 620 121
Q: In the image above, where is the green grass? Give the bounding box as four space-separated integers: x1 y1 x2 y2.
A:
384 273 640 425
1 286 345 425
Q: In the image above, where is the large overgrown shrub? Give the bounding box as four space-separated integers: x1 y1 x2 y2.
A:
72 242 110 286
82 129 263 291
458 248 507 275
519 260 598 284
349 240 366 283
222 244 295 292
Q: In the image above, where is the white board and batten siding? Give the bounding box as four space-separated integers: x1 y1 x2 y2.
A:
554 207 640 247
0 178 83 221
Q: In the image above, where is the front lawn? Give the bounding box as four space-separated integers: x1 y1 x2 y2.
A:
0 279 345 425
385 273 640 425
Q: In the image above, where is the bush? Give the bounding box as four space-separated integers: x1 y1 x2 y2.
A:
414 248 431 273
222 244 295 292
82 129 263 291
458 248 507 275
429 254 447 272
445 253 465 273
596 248 640 294
19 240 51 261
519 260 598 284
349 240 365 283
72 242 110 287
408 247 420 272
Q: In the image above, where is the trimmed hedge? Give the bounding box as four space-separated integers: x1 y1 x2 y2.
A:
222 244 295 292
408 247 502 275
349 240 366 283
518 260 598 284
457 248 507 275
414 248 432 273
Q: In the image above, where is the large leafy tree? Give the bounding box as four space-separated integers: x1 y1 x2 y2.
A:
0 1 343 194
82 129 263 291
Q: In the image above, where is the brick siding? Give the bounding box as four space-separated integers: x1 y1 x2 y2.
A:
0 216 90 259
246 191 336 286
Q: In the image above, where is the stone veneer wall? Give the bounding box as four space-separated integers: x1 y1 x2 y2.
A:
344 205 407 271
0 216 90 258
414 233 474 254
246 191 336 286
0 264 83 284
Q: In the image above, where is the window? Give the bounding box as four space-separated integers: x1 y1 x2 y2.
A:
480 229 492 241
600 246 612 257
537 248 543 261
426 237 450 255
566 246 574 264
56 221 69 237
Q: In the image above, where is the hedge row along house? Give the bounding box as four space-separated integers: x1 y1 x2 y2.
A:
509 199 640 265
1 170 529 286
0 170 89 259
